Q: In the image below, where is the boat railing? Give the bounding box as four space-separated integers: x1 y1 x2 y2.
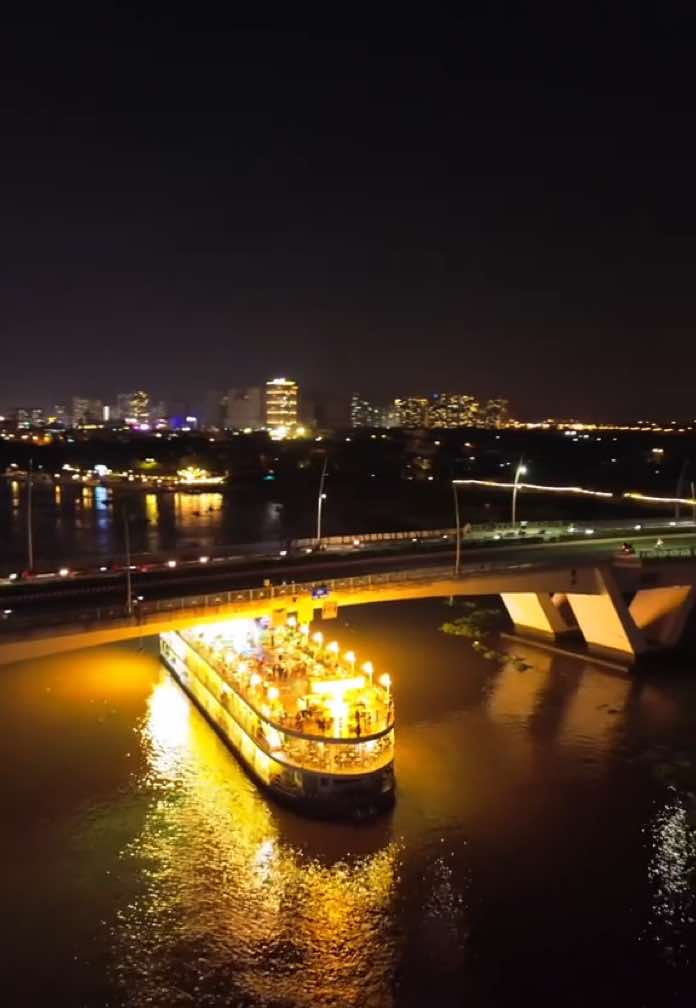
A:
186 635 394 743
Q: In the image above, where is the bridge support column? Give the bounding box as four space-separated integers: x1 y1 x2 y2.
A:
565 568 646 659
629 586 695 649
500 592 575 640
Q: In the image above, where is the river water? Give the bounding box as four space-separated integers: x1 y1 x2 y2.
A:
3 599 696 1007
0 478 624 571
0 480 467 571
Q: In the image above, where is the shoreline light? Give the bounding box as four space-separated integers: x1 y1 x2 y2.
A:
452 479 613 498
624 491 696 506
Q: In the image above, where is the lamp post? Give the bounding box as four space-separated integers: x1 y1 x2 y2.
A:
676 459 690 523
122 507 133 616
26 457 34 572
451 481 461 575
316 455 328 545
511 458 527 527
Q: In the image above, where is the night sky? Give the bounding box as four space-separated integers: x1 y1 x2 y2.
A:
2 8 696 420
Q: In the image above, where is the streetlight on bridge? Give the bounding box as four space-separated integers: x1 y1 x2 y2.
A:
26 458 34 573
316 455 329 546
120 505 134 617
451 480 461 576
511 458 528 527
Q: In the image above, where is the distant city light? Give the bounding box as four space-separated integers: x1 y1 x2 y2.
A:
176 466 224 486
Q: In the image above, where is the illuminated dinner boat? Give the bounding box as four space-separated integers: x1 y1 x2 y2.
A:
159 618 395 817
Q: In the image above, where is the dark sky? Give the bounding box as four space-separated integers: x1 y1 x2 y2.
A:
2 6 696 419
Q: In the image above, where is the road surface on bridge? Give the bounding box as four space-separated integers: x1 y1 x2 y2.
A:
2 528 696 627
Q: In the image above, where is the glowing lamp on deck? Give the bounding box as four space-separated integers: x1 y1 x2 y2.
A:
250 672 262 687
312 631 323 645
300 624 310 635
361 661 374 679
378 673 391 690
327 641 339 655
327 696 348 727
311 676 366 697
267 686 279 701
287 615 297 627
343 650 356 667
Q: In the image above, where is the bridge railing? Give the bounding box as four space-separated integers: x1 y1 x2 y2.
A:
291 517 695 550
637 546 696 559
0 560 536 636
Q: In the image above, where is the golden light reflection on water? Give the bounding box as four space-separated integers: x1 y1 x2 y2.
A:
112 670 400 1007
145 675 192 779
145 492 159 525
486 646 553 724
557 669 630 755
174 491 223 524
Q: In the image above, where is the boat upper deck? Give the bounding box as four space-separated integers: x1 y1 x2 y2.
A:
180 621 393 743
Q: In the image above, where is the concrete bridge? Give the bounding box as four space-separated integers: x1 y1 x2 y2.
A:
1 553 695 666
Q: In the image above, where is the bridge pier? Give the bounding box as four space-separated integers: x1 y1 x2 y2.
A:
500 592 576 641
503 569 649 661
628 585 695 649
564 591 646 659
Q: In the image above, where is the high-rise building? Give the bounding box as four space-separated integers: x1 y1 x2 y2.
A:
480 397 510 428
265 378 298 431
428 393 480 427
49 404 67 425
72 397 103 426
350 394 383 428
13 407 45 428
224 387 263 429
381 404 401 428
116 390 151 425
150 401 167 425
393 396 429 428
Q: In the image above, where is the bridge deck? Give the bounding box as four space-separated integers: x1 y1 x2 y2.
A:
0 561 607 665
3 554 696 665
